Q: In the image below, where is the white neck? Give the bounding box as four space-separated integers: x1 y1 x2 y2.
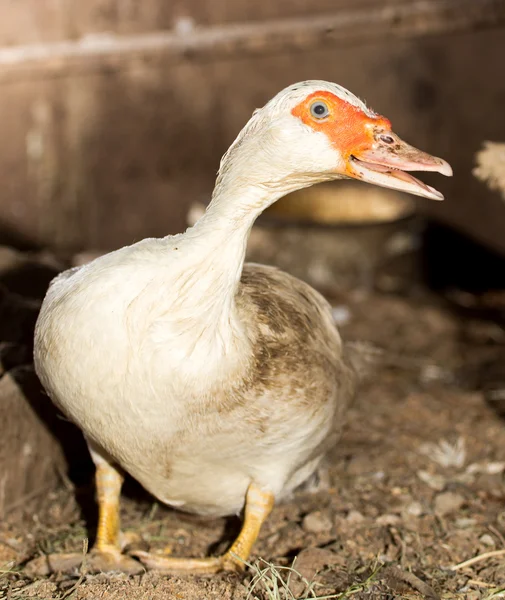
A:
158 174 310 380
180 179 290 319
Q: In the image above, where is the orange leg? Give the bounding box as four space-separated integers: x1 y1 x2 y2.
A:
93 461 123 552
79 442 143 572
25 443 143 576
133 483 274 574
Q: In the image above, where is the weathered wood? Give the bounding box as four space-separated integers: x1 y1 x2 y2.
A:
0 0 503 82
0 0 68 46
0 0 372 45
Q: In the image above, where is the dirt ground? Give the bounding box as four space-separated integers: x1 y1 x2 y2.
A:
0 246 505 599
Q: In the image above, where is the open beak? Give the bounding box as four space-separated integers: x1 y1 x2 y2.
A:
347 133 452 201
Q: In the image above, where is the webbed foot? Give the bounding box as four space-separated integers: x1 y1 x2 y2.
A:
131 483 274 575
131 549 242 575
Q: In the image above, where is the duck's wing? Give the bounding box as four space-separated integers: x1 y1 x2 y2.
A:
238 263 378 386
238 262 339 347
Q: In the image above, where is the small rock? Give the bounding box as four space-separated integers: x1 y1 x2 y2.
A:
346 510 365 524
290 548 344 597
302 511 332 534
0 542 19 565
455 517 477 529
293 547 343 575
404 501 423 517
376 514 402 526
479 534 496 547
434 492 465 516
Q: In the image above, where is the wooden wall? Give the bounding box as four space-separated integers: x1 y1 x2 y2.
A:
0 1 504 253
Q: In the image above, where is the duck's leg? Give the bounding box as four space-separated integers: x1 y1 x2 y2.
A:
81 442 143 572
132 483 274 574
25 442 143 576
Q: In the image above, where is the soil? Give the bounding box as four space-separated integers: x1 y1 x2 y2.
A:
0 252 505 599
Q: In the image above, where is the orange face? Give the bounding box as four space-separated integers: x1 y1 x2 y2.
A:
291 91 392 175
288 86 450 201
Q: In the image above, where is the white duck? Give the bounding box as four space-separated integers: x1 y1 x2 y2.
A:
33 80 451 575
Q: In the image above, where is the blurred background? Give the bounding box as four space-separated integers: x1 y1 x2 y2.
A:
1 2 505 596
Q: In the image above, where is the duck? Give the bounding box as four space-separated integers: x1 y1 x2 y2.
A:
32 80 452 575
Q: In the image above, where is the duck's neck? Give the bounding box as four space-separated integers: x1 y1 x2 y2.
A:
195 178 282 247
188 179 288 302
165 179 296 365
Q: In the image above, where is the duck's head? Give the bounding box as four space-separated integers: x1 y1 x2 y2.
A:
219 80 452 202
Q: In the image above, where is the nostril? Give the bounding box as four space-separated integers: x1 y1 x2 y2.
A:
379 134 394 144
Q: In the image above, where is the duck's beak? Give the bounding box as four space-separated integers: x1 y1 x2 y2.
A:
346 133 452 201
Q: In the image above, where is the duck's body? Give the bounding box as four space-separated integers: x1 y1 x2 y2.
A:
33 80 451 575
37 245 351 517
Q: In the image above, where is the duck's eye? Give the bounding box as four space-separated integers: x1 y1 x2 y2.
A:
310 101 330 119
